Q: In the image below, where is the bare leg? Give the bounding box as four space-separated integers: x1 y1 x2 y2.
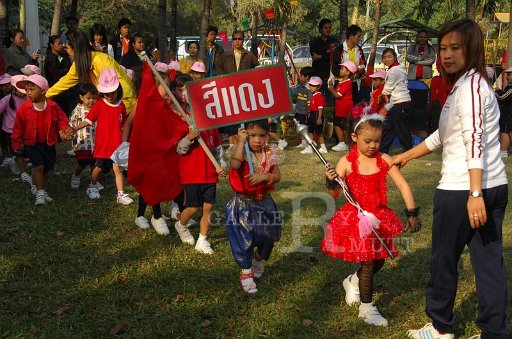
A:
112 164 124 192
32 165 44 190
199 203 213 236
179 207 199 225
90 166 102 185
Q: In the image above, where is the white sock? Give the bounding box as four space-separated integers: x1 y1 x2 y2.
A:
360 302 373 309
117 191 124 195
241 268 252 274
176 220 185 228
198 234 207 241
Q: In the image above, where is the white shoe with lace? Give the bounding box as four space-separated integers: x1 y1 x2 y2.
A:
319 146 328 154
1 157 12 167
195 236 213 254
151 216 170 235
406 323 454 339
94 182 104 191
70 174 80 189
300 145 313 154
116 192 133 205
358 303 388 326
86 184 101 199
20 172 32 184
175 221 195 245
10 159 20 175
277 139 288 150
169 201 180 220
35 191 46 206
135 216 151 229
332 142 349 152
44 192 53 203
240 273 257 294
343 273 360 305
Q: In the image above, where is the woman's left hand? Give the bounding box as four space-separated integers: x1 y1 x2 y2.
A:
467 196 487 228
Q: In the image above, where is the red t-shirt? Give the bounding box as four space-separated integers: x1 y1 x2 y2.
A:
85 99 126 159
178 126 222 184
35 104 48 143
334 79 353 117
370 86 384 113
229 160 275 198
309 92 325 112
415 45 425 79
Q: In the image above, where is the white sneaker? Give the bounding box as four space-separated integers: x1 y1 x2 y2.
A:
195 236 213 254
31 184 37 195
500 150 508 158
406 323 454 339
94 182 104 191
66 149 75 156
151 216 170 235
170 201 180 220
117 192 133 205
35 191 46 206
343 273 360 305
319 146 328 154
135 216 151 229
70 174 81 189
20 172 32 184
175 221 195 245
296 141 307 148
277 139 288 150
358 303 388 327
300 145 313 154
1 157 12 167
332 142 349 152
44 192 53 203
10 159 20 175
86 184 101 199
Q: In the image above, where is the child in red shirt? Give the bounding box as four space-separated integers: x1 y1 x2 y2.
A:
73 68 132 205
172 74 226 254
366 71 386 114
328 61 357 152
301 76 327 154
11 74 72 206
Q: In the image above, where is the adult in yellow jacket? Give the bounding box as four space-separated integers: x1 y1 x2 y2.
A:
46 30 136 112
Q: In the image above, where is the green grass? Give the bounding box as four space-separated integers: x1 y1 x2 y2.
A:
0 142 511 338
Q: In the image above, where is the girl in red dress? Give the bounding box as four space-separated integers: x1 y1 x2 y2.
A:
323 114 420 326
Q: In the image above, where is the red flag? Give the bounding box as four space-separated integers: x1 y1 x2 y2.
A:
128 62 186 205
217 31 229 48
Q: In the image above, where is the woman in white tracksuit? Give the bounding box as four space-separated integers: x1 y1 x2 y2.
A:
395 19 508 339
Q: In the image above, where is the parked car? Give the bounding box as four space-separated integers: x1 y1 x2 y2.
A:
286 45 312 68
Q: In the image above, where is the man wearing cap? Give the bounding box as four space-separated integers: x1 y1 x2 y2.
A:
332 24 366 104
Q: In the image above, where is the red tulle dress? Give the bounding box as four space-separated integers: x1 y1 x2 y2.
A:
321 148 403 262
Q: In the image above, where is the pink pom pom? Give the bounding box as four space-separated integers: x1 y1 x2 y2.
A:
358 211 381 238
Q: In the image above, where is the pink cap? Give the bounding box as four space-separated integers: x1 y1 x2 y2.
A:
486 66 495 78
191 61 206 73
504 66 512 73
168 60 181 72
21 64 42 75
11 75 26 94
308 76 322 86
155 62 169 73
339 61 357 74
369 70 386 79
97 68 120 93
0 73 11 85
16 74 49 91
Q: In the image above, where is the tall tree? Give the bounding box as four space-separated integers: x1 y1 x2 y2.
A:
168 0 178 57
466 0 476 19
0 0 8 45
19 0 25 32
158 0 168 64
367 0 381 72
198 0 212 61
50 0 63 35
69 0 78 17
339 0 348 43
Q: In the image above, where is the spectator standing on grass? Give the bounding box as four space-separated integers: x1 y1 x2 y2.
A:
290 66 314 149
205 25 224 77
395 19 509 339
44 35 72 116
406 30 436 80
496 66 512 158
111 18 132 63
4 30 40 76
120 33 145 71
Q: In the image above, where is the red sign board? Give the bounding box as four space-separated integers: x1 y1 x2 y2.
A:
187 65 292 131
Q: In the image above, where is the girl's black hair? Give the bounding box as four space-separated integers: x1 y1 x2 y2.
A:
381 47 397 60
47 35 61 55
89 23 109 50
187 41 199 50
67 30 93 83
246 119 269 132
78 83 98 103
170 74 193 92
9 87 22 110
100 85 123 102
8 29 24 47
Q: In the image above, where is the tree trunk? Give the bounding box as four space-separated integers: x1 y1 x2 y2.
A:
466 0 475 20
351 0 362 25
507 3 512 68
367 0 381 74
20 0 26 32
158 0 168 64
50 0 63 35
69 0 79 17
250 10 258 56
339 0 348 43
278 22 288 64
198 0 212 61
169 0 178 57
0 0 8 46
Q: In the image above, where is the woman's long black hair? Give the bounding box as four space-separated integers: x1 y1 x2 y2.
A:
67 30 93 83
